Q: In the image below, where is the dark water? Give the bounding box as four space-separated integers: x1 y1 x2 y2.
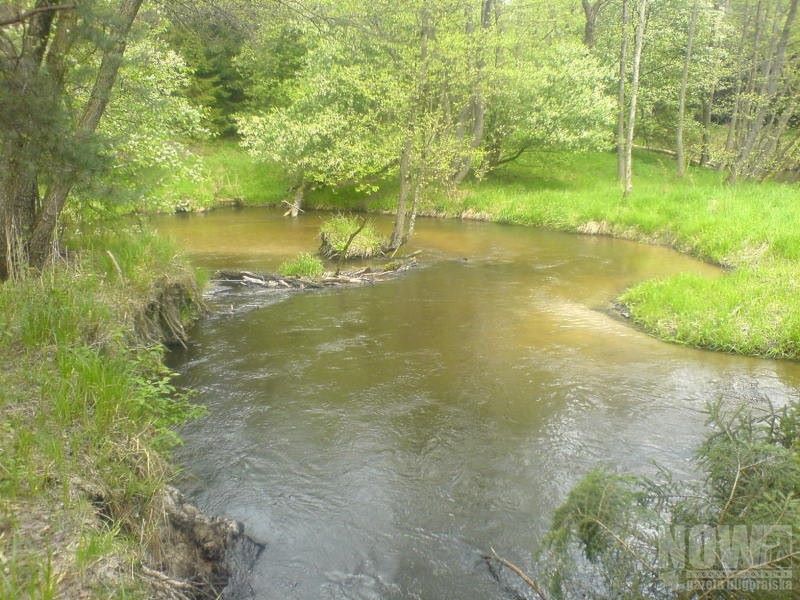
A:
154 208 800 599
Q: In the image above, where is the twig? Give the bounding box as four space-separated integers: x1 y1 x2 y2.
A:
106 250 125 281
335 216 367 276
486 547 549 600
281 199 304 216
141 565 198 600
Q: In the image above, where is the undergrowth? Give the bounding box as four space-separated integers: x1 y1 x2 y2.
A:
0 227 203 598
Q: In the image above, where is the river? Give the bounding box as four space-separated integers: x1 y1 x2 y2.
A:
153 208 800 599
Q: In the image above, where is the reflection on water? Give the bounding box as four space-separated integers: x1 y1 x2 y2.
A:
156 209 800 599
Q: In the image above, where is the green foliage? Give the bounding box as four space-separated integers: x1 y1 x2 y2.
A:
235 8 308 113
236 26 401 191
140 140 289 212
546 399 800 599
165 13 247 136
278 252 326 278
58 11 211 210
489 20 615 159
235 0 615 213
319 215 385 259
549 470 640 563
699 400 800 525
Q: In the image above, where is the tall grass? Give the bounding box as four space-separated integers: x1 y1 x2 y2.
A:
278 252 326 278
0 229 202 597
319 215 385 259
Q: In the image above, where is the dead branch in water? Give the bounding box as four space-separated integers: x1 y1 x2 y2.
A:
212 256 418 292
483 547 549 600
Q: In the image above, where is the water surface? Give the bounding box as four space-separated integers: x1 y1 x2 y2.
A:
155 208 800 599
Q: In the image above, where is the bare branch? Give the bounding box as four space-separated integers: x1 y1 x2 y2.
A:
485 547 549 600
0 3 75 28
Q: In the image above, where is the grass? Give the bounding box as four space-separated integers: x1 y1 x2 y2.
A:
158 141 800 359
278 252 326 278
447 152 800 359
0 227 202 598
319 215 385 259
141 139 290 213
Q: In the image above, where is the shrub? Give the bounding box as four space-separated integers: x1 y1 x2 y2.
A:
278 253 325 278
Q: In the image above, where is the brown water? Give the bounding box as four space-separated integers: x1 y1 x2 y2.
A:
155 208 800 599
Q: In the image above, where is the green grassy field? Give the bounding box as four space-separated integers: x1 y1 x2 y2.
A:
158 142 800 359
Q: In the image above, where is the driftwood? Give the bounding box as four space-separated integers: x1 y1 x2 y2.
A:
482 547 549 600
212 257 418 291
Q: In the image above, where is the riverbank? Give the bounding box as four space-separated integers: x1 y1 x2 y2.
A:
153 142 800 359
0 227 252 598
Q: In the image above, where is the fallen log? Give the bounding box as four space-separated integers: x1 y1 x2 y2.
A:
212 257 418 291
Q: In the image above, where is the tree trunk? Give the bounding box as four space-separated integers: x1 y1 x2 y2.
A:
729 0 798 182
624 0 647 196
289 182 305 218
28 0 144 270
676 0 699 177
616 0 630 184
0 0 57 278
722 6 750 166
452 0 493 185
389 138 413 250
700 93 712 167
405 182 421 240
582 0 606 49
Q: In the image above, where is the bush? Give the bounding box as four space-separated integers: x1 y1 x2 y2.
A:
278 252 325 278
319 215 384 259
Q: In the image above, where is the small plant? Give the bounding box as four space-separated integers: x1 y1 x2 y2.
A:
319 215 384 259
278 252 325 278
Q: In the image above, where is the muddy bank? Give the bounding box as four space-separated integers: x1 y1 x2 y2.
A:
147 486 263 600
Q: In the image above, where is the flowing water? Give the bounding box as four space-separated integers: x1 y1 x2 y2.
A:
154 208 800 599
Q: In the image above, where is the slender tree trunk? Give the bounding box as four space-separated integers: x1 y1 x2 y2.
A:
452 0 493 185
405 182 422 240
676 0 699 177
289 181 305 218
390 6 430 249
624 0 647 196
389 138 413 250
700 93 713 167
722 4 751 167
28 0 144 269
753 98 797 179
616 0 630 184
729 0 798 182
